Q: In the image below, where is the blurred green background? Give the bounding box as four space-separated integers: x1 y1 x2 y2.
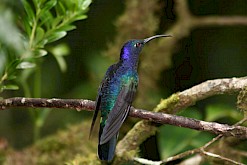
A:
0 0 247 163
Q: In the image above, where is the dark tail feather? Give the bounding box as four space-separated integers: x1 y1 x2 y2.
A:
98 125 117 161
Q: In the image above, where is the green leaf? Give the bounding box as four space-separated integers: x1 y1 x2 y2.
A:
49 44 70 72
179 107 203 120
205 104 242 122
79 0 92 10
16 61 36 69
40 0 57 16
0 50 7 76
33 49 48 57
2 84 19 90
36 108 51 127
190 132 214 147
6 59 22 76
22 15 32 36
35 27 45 45
32 0 39 9
52 16 63 28
50 43 70 57
158 125 199 159
6 75 16 81
157 108 203 159
74 14 87 21
22 0 35 26
46 31 67 43
57 25 76 32
39 10 54 29
55 1 66 16
54 55 67 72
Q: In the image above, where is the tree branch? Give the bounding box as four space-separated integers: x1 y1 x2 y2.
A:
166 76 247 113
0 98 95 111
1 97 246 139
1 77 247 140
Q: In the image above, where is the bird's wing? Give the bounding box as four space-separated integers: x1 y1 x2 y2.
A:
99 78 137 145
89 85 103 138
89 65 115 138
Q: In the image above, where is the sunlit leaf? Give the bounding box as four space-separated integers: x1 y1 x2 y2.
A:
34 49 48 57
46 31 67 43
74 15 87 21
17 61 36 69
79 0 92 10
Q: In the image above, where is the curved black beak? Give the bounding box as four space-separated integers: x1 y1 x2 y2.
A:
143 34 172 44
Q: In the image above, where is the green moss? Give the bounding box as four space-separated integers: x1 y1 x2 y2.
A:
154 93 180 113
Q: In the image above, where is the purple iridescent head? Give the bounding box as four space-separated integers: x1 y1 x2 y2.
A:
120 34 172 61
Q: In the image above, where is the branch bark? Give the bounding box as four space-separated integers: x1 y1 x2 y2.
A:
1 77 247 140
0 96 246 139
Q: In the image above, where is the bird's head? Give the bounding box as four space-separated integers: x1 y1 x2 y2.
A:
120 34 172 62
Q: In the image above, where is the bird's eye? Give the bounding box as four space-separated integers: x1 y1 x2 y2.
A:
134 42 141 48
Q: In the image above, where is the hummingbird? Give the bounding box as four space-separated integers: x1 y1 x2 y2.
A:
90 34 171 161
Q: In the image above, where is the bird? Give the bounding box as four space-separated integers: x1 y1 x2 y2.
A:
90 34 171 161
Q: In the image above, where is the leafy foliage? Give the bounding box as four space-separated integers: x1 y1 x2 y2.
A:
0 0 91 140
0 0 91 93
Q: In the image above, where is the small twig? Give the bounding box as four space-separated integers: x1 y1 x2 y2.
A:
133 157 162 165
193 16 247 27
200 149 245 165
162 148 200 163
